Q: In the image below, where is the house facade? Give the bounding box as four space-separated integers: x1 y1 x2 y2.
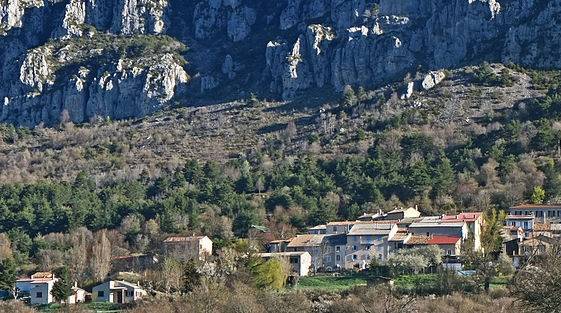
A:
66 284 86 304
322 234 347 271
286 234 327 272
384 207 421 221
405 235 462 256
16 272 58 305
505 215 535 238
509 204 561 223
92 281 147 304
442 212 483 251
163 236 213 261
257 252 312 276
345 223 398 269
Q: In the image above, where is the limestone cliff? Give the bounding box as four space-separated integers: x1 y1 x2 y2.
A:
0 0 560 125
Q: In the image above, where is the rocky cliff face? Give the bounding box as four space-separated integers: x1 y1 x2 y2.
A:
0 0 560 126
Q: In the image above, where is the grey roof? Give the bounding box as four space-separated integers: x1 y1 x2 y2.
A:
287 234 326 247
348 223 394 236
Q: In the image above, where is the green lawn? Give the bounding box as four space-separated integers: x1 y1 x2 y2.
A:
296 274 369 291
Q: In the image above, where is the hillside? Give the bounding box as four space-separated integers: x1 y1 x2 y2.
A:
0 64 560 242
0 64 551 182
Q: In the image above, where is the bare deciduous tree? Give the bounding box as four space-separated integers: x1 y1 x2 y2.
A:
90 230 112 282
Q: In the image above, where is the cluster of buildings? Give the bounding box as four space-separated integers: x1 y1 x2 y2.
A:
265 207 484 275
11 204 561 306
13 235 214 306
502 204 561 267
265 204 561 277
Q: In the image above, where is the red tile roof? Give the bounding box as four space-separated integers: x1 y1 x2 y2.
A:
428 236 462 245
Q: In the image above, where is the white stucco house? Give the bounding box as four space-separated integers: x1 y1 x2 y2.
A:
257 252 312 276
16 272 58 305
92 280 147 304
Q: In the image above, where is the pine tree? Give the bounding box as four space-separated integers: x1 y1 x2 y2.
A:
52 266 72 304
0 258 17 299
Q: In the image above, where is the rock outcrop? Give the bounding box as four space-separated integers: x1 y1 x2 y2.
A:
1 0 561 125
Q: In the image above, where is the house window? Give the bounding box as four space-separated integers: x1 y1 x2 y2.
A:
36 292 43 298
289 257 299 264
353 245 357 251
336 246 340 252
336 255 341 261
98 291 105 298
352 255 357 260
333 226 338 232
447 250 452 255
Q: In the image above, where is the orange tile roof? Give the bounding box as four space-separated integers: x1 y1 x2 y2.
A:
405 235 431 245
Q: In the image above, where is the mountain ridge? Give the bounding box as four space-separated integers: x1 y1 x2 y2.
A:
0 0 560 126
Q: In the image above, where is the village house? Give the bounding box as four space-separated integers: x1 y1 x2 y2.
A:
92 280 147 304
326 221 355 235
388 231 411 253
405 235 462 256
307 225 327 234
162 236 213 261
66 283 86 304
267 239 292 253
286 234 327 272
408 218 468 240
442 212 483 251
505 215 535 238
505 235 559 267
322 234 347 271
345 223 398 269
518 235 558 257
509 204 561 222
383 207 421 221
16 272 58 305
257 252 312 276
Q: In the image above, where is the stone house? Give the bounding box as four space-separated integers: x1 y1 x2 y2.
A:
286 234 327 272
345 223 398 269
163 236 213 261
